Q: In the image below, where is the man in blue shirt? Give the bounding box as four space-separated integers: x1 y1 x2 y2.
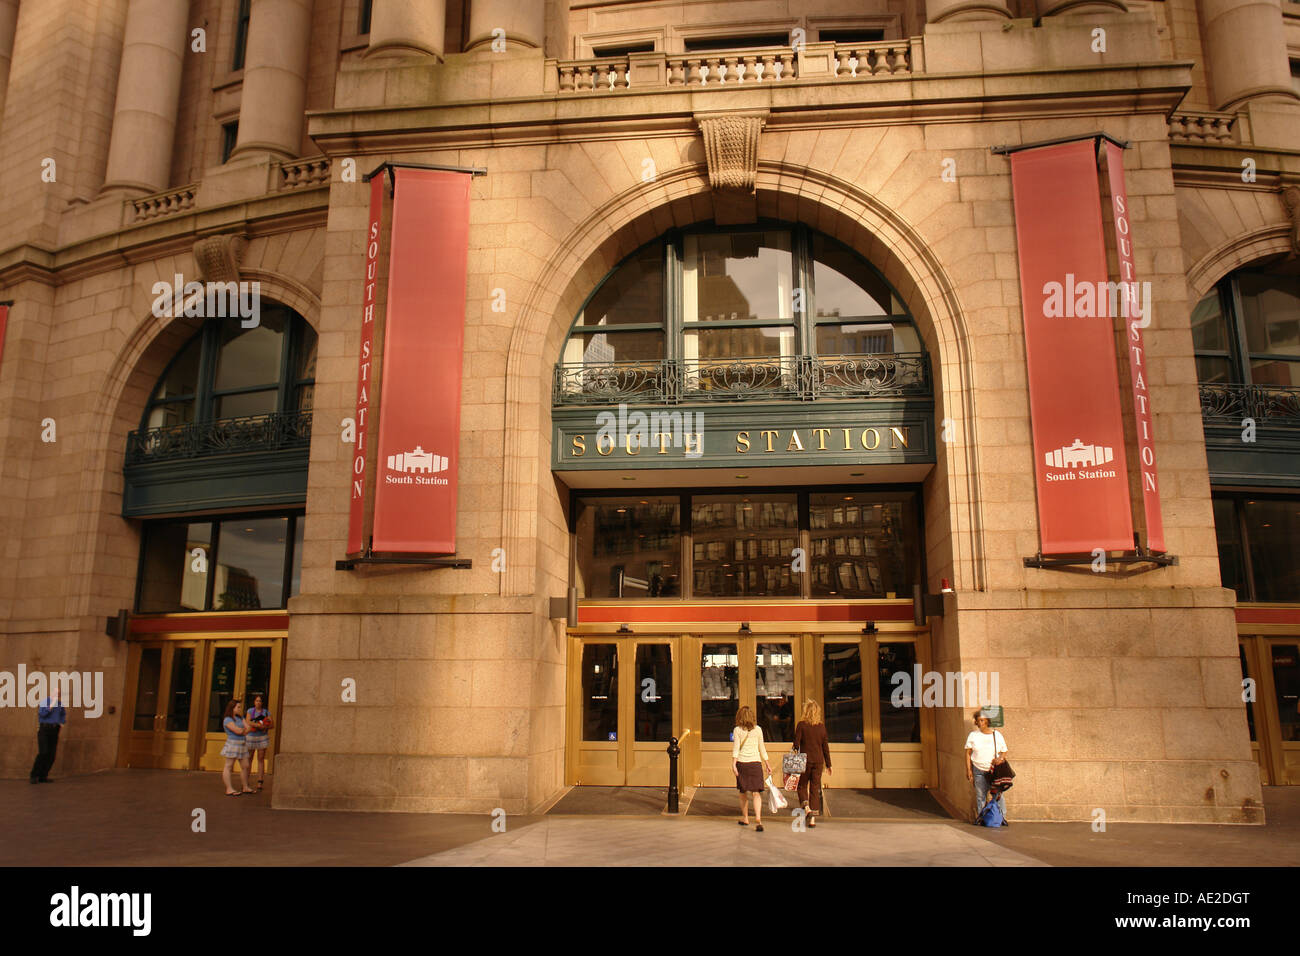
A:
29 691 66 783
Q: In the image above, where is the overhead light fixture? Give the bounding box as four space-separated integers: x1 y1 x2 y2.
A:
622 476 636 481
735 474 748 479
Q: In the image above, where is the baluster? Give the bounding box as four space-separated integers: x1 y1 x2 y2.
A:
575 64 590 90
741 55 757 83
559 65 575 91
723 55 739 83
705 56 721 85
835 49 851 77
778 51 794 80
668 58 685 85
688 58 703 85
759 53 775 81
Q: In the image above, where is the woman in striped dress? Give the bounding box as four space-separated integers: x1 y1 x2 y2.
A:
245 694 273 792
221 700 254 796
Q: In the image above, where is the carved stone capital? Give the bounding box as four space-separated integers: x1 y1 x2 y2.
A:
192 234 249 284
1282 186 1300 256
695 111 768 194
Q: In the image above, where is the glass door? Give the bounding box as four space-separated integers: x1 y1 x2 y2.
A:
121 641 201 769
198 639 284 771
1267 640 1300 785
691 637 798 787
569 638 680 785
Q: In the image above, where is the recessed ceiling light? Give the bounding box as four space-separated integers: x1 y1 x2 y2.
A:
735 474 748 479
843 496 853 501
616 508 627 513
244 528 254 532
622 476 636 481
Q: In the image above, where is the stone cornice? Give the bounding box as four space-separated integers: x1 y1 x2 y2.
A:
307 61 1195 155
0 190 329 288
1171 142 1300 189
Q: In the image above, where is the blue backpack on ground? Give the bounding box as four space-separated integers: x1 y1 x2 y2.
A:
978 798 1005 827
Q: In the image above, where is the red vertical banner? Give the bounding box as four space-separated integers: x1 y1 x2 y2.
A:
1103 141 1166 553
1010 140 1134 554
347 175 384 556
371 168 471 554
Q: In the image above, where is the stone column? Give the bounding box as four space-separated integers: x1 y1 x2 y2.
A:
924 0 1012 23
367 0 446 58
100 0 189 194
1198 0 1300 111
230 0 313 161
465 0 544 51
1033 0 1127 13
0 0 19 128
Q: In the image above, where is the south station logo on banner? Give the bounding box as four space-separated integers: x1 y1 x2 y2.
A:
1005 133 1173 568
342 162 484 565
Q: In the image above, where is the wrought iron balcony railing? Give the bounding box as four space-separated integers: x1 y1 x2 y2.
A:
126 410 313 465
553 353 930 405
1200 383 1300 428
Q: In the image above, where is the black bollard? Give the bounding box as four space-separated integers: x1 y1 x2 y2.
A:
666 735 681 813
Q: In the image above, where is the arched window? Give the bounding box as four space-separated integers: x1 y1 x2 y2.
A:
143 303 317 429
555 224 926 404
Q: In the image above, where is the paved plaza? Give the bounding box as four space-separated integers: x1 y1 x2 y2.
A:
3 770 1297 867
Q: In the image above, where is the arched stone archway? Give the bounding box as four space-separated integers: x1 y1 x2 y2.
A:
64 274 322 622
1185 224 1294 300
500 160 986 600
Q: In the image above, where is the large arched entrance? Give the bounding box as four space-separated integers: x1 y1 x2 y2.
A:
510 168 983 791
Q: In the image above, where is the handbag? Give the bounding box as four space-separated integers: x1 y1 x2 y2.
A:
989 731 1014 790
782 749 807 776
782 772 800 791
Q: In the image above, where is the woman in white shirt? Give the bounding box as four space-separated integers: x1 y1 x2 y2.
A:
964 710 1009 823
732 705 772 831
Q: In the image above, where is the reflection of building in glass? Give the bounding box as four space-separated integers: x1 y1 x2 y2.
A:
215 565 260 610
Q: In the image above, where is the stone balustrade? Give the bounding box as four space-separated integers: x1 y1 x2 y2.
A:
1168 110 1239 145
278 156 331 190
832 41 912 77
558 56 631 92
129 184 197 223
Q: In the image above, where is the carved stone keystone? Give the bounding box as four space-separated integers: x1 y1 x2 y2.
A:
192 234 249 283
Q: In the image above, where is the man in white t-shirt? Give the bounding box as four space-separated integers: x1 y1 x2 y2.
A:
964 710 1009 824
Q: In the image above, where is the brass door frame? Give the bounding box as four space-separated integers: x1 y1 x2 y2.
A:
119 640 202 769
566 635 683 786
690 635 801 788
1247 635 1300 786
1240 637 1273 786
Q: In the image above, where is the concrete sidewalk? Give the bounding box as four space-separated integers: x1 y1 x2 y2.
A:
3 770 1297 867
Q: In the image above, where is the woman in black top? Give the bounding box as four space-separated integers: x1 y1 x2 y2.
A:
793 699 832 828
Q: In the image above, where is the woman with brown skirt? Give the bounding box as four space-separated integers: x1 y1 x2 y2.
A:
793 699 832 828
732 705 771 831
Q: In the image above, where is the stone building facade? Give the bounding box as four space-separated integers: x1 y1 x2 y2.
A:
0 0 1297 822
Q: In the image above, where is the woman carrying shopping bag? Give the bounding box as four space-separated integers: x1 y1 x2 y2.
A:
732 705 771 832
792 699 832 828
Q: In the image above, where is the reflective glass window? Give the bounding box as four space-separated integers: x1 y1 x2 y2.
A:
701 644 739 742
214 517 289 610
581 644 619 741
879 642 921 743
138 522 212 612
635 644 673 742
755 642 794 741
809 493 916 598
822 643 864 743
575 498 680 598
683 230 794 323
1272 644 1300 743
1243 498 1300 601
577 244 664 328
692 495 798 597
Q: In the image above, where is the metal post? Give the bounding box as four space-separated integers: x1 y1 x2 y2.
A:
666 735 681 813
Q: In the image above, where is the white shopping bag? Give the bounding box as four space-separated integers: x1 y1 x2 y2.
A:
766 775 788 813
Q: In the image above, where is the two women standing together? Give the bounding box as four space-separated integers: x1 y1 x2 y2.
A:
220 694 275 796
733 699 831 830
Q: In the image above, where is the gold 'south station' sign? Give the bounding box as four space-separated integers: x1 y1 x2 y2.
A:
569 425 912 457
